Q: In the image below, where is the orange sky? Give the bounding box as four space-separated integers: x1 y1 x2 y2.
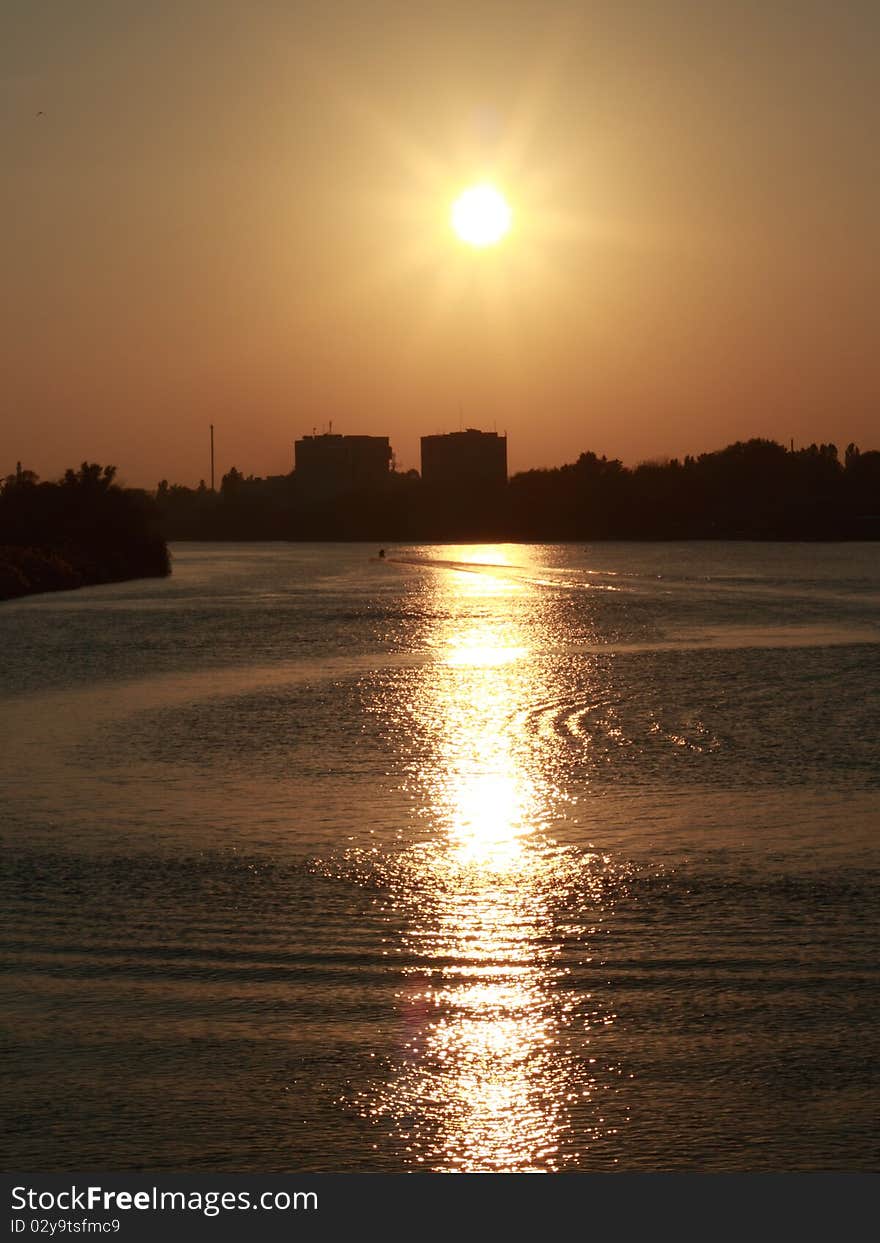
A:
3 1 878 487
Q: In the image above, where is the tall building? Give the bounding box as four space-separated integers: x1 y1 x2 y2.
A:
294 433 392 498
420 429 507 491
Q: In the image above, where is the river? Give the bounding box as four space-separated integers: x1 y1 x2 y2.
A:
2 541 878 1171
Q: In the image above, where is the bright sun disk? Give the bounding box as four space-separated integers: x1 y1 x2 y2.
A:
451 184 512 247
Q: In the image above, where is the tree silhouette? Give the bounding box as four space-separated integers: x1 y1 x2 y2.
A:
1 462 170 600
147 436 879 544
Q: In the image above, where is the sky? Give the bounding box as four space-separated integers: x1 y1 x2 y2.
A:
3 0 878 486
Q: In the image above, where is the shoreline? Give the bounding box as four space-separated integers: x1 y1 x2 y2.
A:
0 544 171 603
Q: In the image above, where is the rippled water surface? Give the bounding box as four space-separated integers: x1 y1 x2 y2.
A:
2 542 879 1171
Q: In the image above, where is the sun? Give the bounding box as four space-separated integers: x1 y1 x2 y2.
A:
451 183 512 247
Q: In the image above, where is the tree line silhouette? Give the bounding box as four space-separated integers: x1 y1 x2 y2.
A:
153 439 880 543
3 440 877 600
0 463 170 601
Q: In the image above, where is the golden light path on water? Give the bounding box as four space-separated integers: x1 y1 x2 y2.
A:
347 550 627 1171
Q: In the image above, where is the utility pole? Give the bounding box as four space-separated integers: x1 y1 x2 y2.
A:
210 424 215 491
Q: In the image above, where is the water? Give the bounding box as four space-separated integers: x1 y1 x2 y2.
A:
2 542 878 1172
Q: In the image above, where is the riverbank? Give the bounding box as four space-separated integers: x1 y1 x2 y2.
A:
0 540 171 601
0 463 171 602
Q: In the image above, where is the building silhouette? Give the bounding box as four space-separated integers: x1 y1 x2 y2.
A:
420 429 507 491
294 433 392 498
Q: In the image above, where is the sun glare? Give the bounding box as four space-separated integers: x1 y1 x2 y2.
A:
451 184 512 247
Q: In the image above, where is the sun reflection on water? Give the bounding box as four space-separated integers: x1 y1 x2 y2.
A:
342 557 626 1170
